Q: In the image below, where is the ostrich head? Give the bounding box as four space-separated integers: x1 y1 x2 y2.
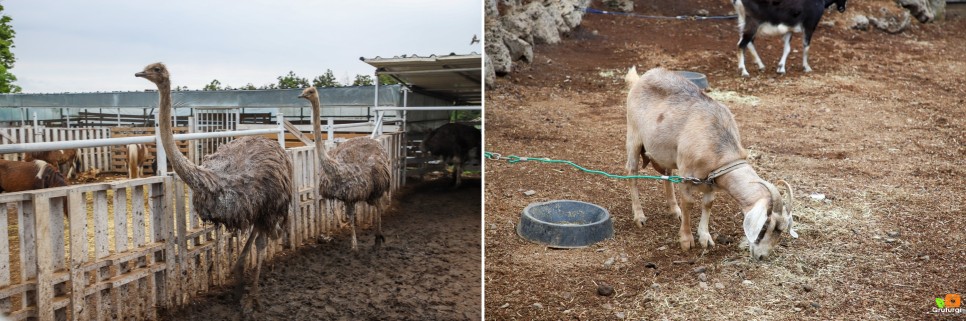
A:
135 62 170 85
298 87 319 100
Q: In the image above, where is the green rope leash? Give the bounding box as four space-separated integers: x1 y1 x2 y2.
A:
485 151 687 183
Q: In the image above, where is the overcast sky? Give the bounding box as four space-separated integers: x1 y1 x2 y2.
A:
4 0 482 93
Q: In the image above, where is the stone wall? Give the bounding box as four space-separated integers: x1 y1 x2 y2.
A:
485 0 592 86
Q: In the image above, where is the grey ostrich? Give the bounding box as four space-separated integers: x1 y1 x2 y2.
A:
298 87 391 251
421 123 481 188
136 63 293 309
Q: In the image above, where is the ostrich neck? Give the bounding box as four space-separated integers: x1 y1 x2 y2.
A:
157 80 208 188
310 95 340 177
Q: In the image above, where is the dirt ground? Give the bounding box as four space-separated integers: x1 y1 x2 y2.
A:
162 176 482 321
484 1 964 320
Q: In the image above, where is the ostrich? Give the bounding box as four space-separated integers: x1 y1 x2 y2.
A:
421 123 481 188
298 87 391 251
136 63 293 309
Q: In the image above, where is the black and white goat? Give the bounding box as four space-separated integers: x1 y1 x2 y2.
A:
734 0 847 76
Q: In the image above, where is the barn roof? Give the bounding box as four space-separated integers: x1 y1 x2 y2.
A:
360 53 481 105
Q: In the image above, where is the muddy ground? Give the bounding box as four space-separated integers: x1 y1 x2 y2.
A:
485 1 964 320
163 177 482 321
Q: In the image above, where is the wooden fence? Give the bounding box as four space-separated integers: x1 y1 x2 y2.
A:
0 132 405 321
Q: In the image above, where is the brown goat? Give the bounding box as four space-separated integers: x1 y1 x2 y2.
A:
0 159 69 193
127 144 149 178
625 67 796 260
24 149 80 179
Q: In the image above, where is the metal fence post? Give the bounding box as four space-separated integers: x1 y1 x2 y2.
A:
277 112 285 147
155 112 167 176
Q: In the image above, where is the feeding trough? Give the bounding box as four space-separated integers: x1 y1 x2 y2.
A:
517 200 614 248
674 71 709 90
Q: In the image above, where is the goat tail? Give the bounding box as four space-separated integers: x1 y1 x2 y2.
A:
624 66 640 88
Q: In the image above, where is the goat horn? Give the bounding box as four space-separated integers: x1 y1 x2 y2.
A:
757 180 783 216
777 179 793 215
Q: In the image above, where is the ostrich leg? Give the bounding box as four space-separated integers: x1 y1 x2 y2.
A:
232 229 258 300
242 232 268 314
374 206 385 250
346 203 358 251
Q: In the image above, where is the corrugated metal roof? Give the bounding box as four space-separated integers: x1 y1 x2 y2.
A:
361 52 481 105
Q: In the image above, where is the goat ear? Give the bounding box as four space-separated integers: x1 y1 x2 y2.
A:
742 200 769 245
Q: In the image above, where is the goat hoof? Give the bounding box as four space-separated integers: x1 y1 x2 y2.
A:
804 66 813 73
680 235 695 251
740 70 750 77
699 235 716 248
633 216 646 227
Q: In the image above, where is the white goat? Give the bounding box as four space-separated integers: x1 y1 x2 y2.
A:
624 67 797 259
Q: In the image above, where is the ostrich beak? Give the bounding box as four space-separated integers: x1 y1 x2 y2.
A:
135 72 146 78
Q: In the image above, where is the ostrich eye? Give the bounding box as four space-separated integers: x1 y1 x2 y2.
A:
153 67 161 72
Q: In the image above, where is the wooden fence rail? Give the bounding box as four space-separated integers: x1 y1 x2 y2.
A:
0 132 404 321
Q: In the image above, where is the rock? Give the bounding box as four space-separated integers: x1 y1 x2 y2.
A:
810 302 821 309
897 0 945 23
714 282 725 289
698 273 708 282
484 54 495 87
809 193 826 201
644 262 657 269
597 282 615 296
532 303 543 309
523 190 537 196
603 0 633 12
803 284 813 292
489 223 497 230
500 303 510 309
885 238 897 244
651 283 661 290
603 257 616 268
870 8 912 34
742 280 754 286
615 311 626 319
696 9 709 16
851 15 870 30
920 255 930 261
522 2 561 44
486 0 499 17
693 266 707 274
504 37 534 62
887 231 900 238
657 246 667 251
699 281 709 290
561 292 573 300
619 253 628 263
715 234 734 245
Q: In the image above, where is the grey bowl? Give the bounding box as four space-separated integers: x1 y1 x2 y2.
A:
517 200 614 248
674 71 709 89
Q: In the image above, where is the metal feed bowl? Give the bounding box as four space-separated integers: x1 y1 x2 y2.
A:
517 200 614 248
674 71 709 89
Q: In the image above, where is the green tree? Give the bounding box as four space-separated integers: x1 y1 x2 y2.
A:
351 74 373 86
377 74 400 85
311 69 340 88
0 5 20 93
239 83 258 90
276 70 310 89
202 79 222 91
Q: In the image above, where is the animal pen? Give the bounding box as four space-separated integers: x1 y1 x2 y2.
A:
0 53 481 320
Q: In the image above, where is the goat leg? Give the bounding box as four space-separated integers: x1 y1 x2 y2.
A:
625 142 647 227
777 33 792 74
698 192 716 248
678 188 696 251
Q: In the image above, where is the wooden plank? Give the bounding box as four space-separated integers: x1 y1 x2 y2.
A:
67 190 88 321
33 196 54 321
174 180 188 306
114 188 129 253
0 204 9 289
93 191 109 259
18 199 36 311
282 120 313 146
132 185 146 249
